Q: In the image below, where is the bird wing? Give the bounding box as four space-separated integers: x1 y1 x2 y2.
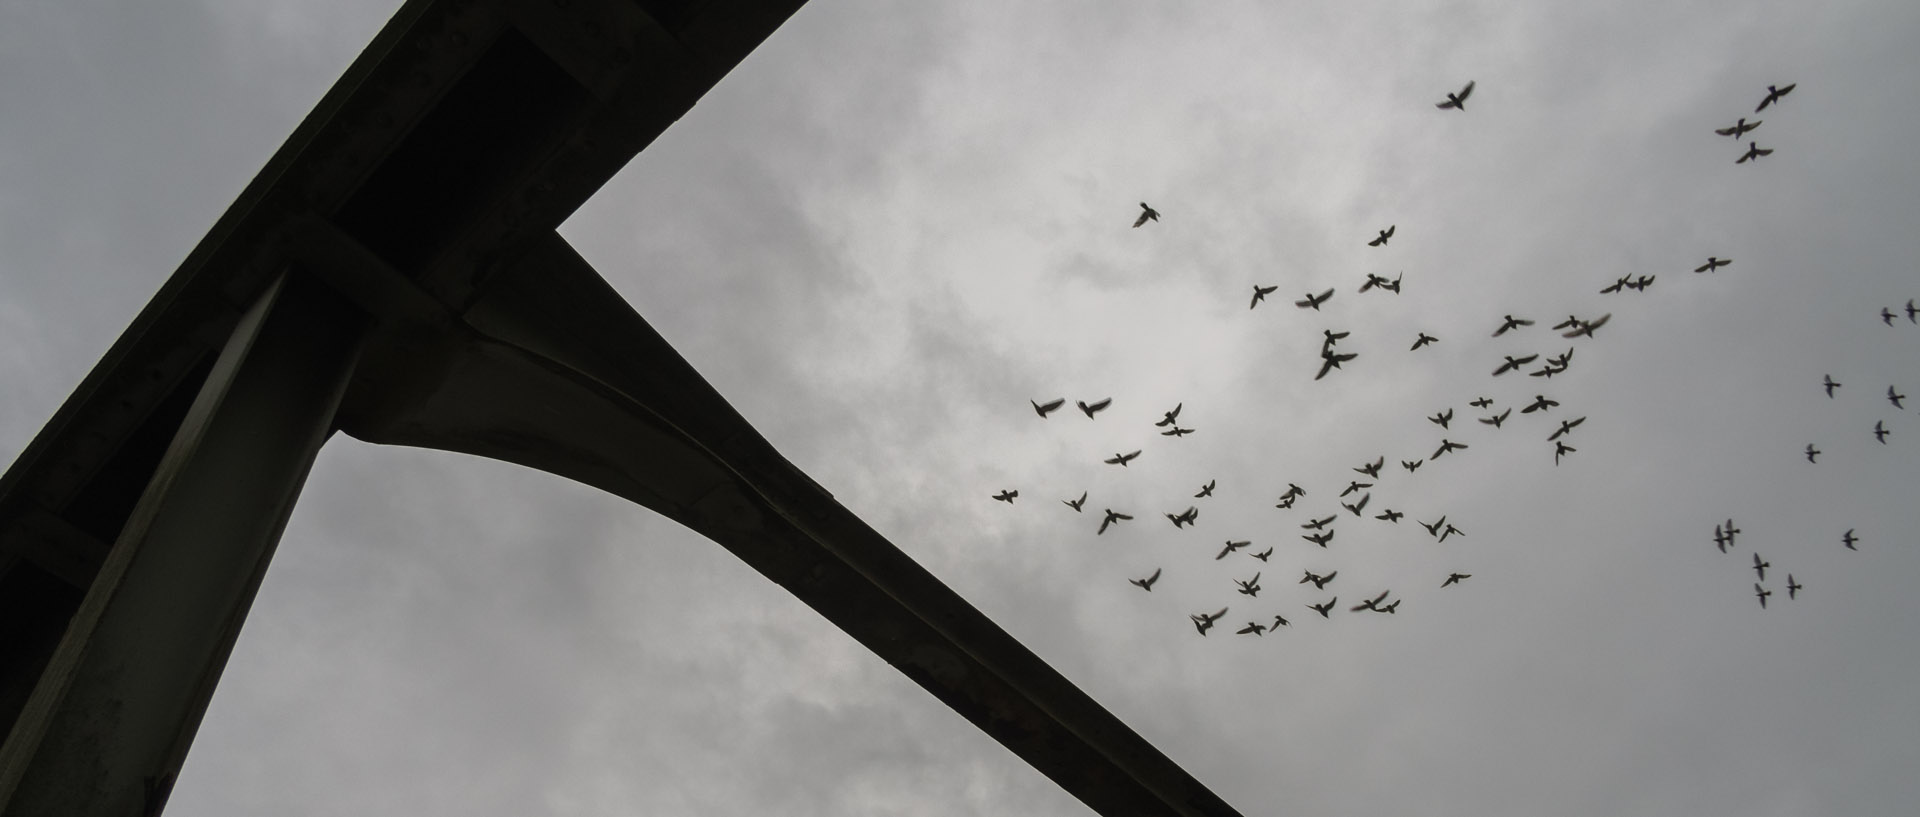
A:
1133 211 1149 228
1456 81 1474 101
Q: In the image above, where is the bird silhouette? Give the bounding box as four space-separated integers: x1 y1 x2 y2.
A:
1160 426 1195 437
1300 570 1338 589
1063 491 1087 512
1154 403 1183 427
1351 590 1392 612
1235 572 1263 597
1355 456 1385 478
1316 350 1359 381
1724 519 1741 545
1439 523 1465 542
1341 493 1372 516
1600 276 1631 294
1882 308 1898 326
1908 299 1918 323
1842 529 1858 550
1251 547 1273 562
1631 274 1656 291
1195 479 1216 498
1098 509 1132 535
1133 202 1160 228
1429 409 1453 429
1296 288 1336 311
1130 568 1162 591
1736 142 1773 163
1401 459 1424 473
1031 398 1065 418
1754 83 1796 112
1562 313 1612 338
1341 480 1373 497
1420 516 1447 537
1368 225 1396 246
1753 553 1770 581
1282 483 1306 500
1552 315 1582 331
1694 257 1732 273
1805 444 1820 463
1411 332 1439 350
1301 514 1337 530
992 490 1017 503
1470 397 1494 409
1786 575 1802 599
1435 80 1475 110
1874 420 1889 444
1274 495 1297 510
1715 118 1762 138
1165 507 1198 528
1492 315 1535 337
1302 529 1335 548
1714 524 1731 553
1479 408 1512 428
1823 375 1841 398
1522 395 1559 413
1375 509 1405 523
1553 441 1576 465
1250 284 1278 309
1105 450 1142 467
1442 573 1471 587
1432 438 1469 459
1755 583 1771 609
1547 417 1586 442
1889 386 1907 409
1217 540 1252 560
1308 599 1337 618
1493 354 1540 376
1077 398 1112 418
1236 622 1268 636
1271 613 1290 629
1322 329 1352 353
1192 607 1228 636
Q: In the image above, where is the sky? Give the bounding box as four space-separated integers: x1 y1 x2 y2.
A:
4 0 1920 815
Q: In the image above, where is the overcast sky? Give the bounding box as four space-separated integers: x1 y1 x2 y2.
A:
5 0 1920 814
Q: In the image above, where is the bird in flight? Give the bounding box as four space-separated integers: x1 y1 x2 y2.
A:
1736 142 1773 164
1308 598 1337 618
1874 420 1889 444
1411 332 1439 350
1439 523 1465 542
1129 568 1162 592
1715 118 1762 138
1166 506 1198 528
1270 613 1290 629
1355 456 1385 478
992 489 1017 503
1753 553 1770 581
1274 494 1297 510
1713 524 1731 553
1401 459 1424 473
1786 575 1802 599
1368 225 1396 246
1493 354 1540 376
1429 409 1453 429
1133 202 1160 228
1235 572 1263 597
1195 479 1216 498
1805 444 1820 463
1316 350 1359 381
1031 398 1065 418
1302 514 1337 530
1889 386 1907 409
1063 491 1087 512
1522 395 1559 414
1351 590 1392 612
1105 450 1142 467
1296 288 1336 310
1755 83 1796 112
1554 441 1576 465
1547 417 1587 442
1552 315 1582 332
1250 284 1279 310
1843 528 1858 550
1236 622 1269 637
1341 493 1372 516
1322 329 1351 354
1694 257 1732 273
1160 426 1194 437
1908 299 1918 323
1154 403 1183 427
1432 438 1469 459
1600 276 1631 295
1436 80 1476 110
1098 509 1132 535
1217 540 1253 560
1077 398 1112 418
1282 483 1307 500
1562 313 1612 338
1492 315 1535 337
1755 583 1771 609
1823 375 1841 398
1420 516 1447 538
1469 397 1494 409
1882 307 1898 326
1341 480 1373 497
1442 573 1472 587
1376 509 1405 523
1479 408 1512 428
1630 274 1656 291
1300 570 1338 589
1302 529 1335 548
1191 607 1228 636
1724 519 1741 546
1250 546 1273 562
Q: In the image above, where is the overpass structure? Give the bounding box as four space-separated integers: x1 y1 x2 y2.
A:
0 2 1242 815
0 3 1236 813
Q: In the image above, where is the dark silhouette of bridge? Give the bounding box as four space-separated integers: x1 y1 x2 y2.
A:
0 2 1239 815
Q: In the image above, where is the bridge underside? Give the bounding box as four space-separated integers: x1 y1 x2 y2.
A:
0 2 1240 815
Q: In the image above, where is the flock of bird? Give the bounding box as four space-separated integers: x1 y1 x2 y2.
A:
996 78 1904 632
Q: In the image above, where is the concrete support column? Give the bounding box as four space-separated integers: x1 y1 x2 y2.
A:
0 273 364 817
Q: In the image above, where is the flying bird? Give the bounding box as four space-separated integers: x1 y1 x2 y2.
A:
1631 275 1656 290
1493 354 1540 376
1752 553 1770 581
1133 202 1160 228
1432 438 1469 459
1736 142 1773 164
1296 288 1336 310
1562 313 1612 338
1492 315 1535 337
1274 495 1297 510
1715 118 1762 138
1341 493 1372 516
1355 456 1385 478
1547 417 1587 442
1098 509 1132 535
1166 506 1198 528
1479 408 1512 428
1160 426 1194 437
1191 607 1228 636
1129 568 1162 591
1755 583 1771 609
1302 529 1335 548
1429 409 1453 429
1063 491 1087 512
1077 398 1112 418
1250 284 1279 309
1308 599 1337 618
1368 225 1396 246
1469 397 1494 409
1441 573 1471 587
1874 420 1889 444
1375 509 1405 523
1401 459 1424 473
1842 528 1858 550
1282 483 1306 500
1420 516 1448 537
1786 575 1802 599
1908 299 1918 323
992 490 1017 503
1105 450 1142 467
1236 622 1268 636
1155 403 1183 427
1724 519 1741 545
1031 398 1065 418
1315 350 1359 381
1195 479 1216 498
1411 332 1439 350
1341 480 1373 497
1600 276 1631 294
1754 83 1796 112
1271 613 1290 629
1217 540 1253 560
1522 395 1559 414
1300 570 1337 589
1823 375 1841 398
1694 257 1732 273
1882 308 1898 326
1805 444 1820 463
1322 329 1351 354
1552 315 1582 331
1714 524 1731 553
1235 572 1263 597
1302 514 1337 530
1554 441 1576 465
1351 590 1391 612
1435 80 1476 110
1889 386 1907 409
1250 547 1273 562
1439 523 1465 542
